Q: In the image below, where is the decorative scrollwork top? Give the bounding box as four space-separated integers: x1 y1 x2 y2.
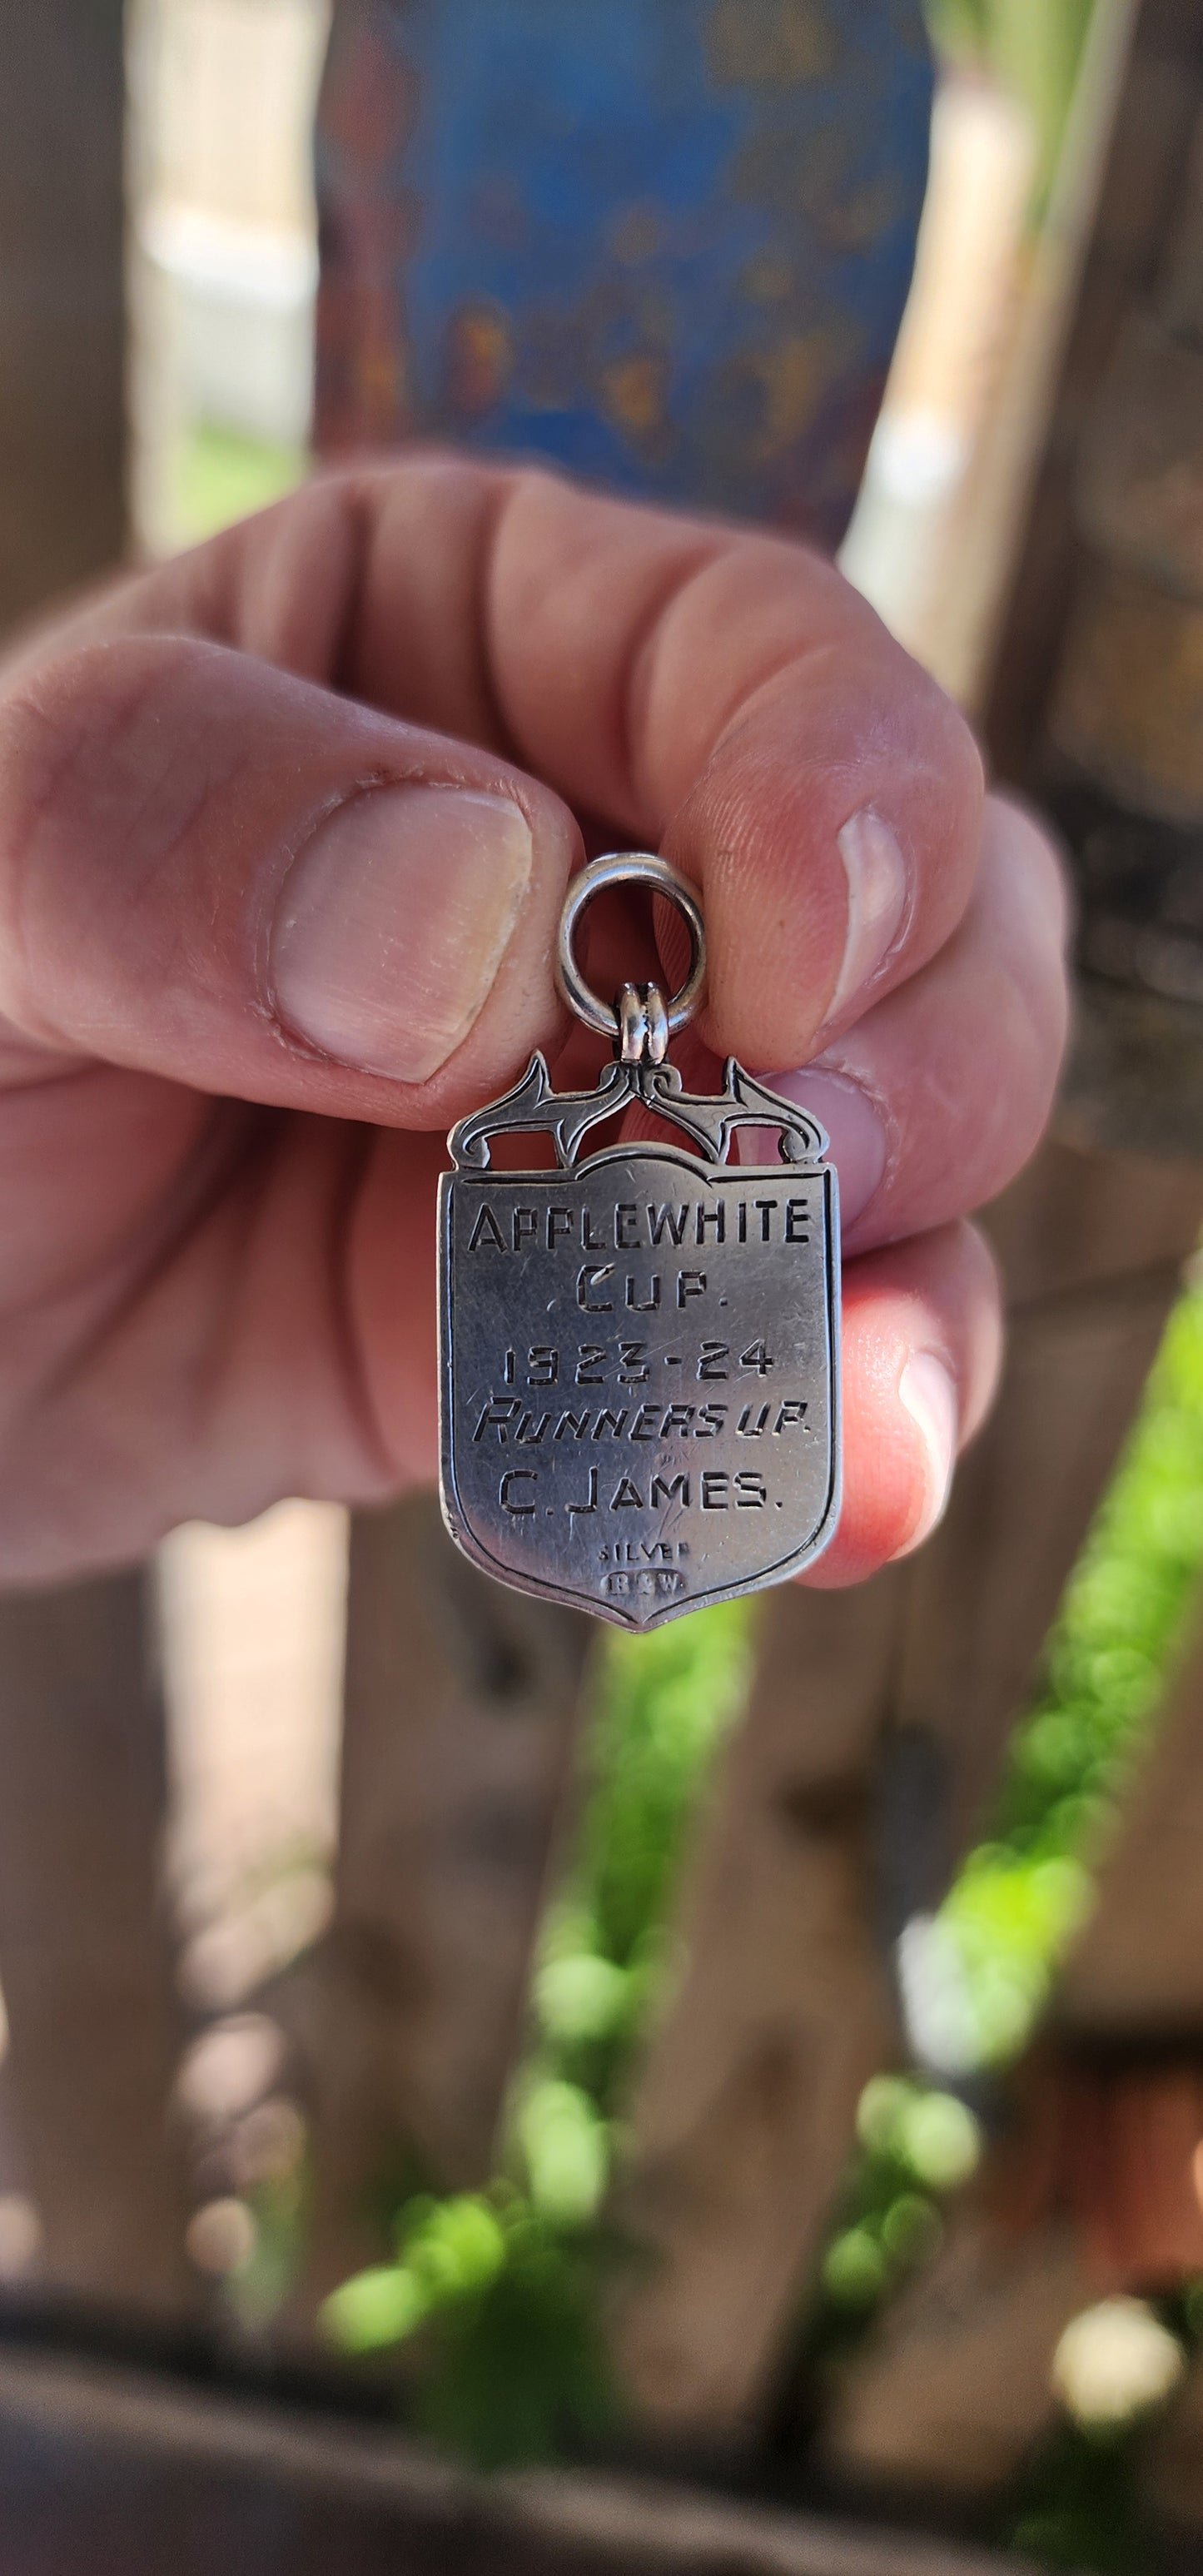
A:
448 1053 828 1171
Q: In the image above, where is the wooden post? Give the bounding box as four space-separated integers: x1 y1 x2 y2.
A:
807 0 1203 2495
1056 1609 1203 2041
0 2340 1053 2576
612 1128 1203 2434
0 4 186 2316
296 1498 592 2305
895 1133 1203 1902
617 0 1203 2448
818 1602 1203 2503
0 1 127 632
0 1576 188 2310
614 1577 904 2429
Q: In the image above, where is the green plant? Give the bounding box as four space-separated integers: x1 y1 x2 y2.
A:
944 1281 1203 2066
324 1256 1203 2520
925 0 1098 195
170 421 306 546
322 1605 753 2462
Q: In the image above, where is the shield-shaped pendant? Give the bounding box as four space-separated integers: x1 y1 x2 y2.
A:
437 1052 840 1629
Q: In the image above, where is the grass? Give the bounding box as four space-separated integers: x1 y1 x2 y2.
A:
166 421 306 548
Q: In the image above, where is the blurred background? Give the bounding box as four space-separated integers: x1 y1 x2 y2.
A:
3 4 1203 2572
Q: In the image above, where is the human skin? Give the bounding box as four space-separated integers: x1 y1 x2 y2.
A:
0 455 1069 1588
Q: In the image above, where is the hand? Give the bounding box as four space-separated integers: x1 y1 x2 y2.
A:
0 457 1067 1586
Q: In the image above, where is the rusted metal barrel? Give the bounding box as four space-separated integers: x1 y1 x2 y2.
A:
313 0 932 549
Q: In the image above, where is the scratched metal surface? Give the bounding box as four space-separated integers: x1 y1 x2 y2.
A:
438 1151 840 1629
315 0 932 545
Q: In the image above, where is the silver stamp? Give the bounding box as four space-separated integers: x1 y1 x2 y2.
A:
437 857 842 1630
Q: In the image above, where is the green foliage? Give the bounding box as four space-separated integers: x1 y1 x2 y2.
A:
806 1282 1203 2569
169 421 306 545
225 2156 307 2332
415 2203 619 2470
576 1609 753 1981
942 1282 1203 2065
1001 2415 1153 2574
326 1276 1203 2509
323 2186 619 2468
323 1604 753 2463
924 0 1097 197
808 2075 979 2342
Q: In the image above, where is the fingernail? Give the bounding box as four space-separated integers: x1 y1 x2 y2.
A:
830 809 907 1020
271 785 534 1081
738 1069 887 1232
898 1352 957 1550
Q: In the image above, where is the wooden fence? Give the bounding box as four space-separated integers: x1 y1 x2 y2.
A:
2 1 1203 2566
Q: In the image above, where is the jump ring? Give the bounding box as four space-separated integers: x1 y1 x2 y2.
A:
615 979 671 1067
643 980 669 1065
616 982 649 1064
555 853 707 1042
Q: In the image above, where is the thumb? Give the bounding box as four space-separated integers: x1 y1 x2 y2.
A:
0 635 579 1119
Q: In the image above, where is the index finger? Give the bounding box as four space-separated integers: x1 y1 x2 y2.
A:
486 470 984 1069
28 456 985 1071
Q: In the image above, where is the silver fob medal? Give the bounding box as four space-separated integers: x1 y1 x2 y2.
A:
437 854 842 1629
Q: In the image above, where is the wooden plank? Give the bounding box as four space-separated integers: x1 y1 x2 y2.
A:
288 1152 1192 2394
0 0 127 631
1056 1604 1203 2036
0 0 176 2326
1060 981 1203 1166
0 2340 1048 2576
297 1498 592 2303
818 2216 1091 2504
1040 1614 1203 2532
899 0 1203 1927
611 20 1203 2387
804 1195 1203 2489
813 7 1203 2482
892 1134 1203 1895
893 1257 1170 1882
904 0 1141 716
614 1128 1201 2434
783 1140 1201 2479
981 1131 1203 1310
158 1503 346 2013
614 1574 904 2429
818 1608 1203 2504
0 1575 188 2310
791 1181 1201 2490
619 0 1203 2478
985 0 1203 782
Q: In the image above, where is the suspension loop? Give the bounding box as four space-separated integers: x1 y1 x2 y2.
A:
556 853 707 1046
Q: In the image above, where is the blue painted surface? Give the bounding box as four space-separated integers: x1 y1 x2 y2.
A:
316 0 932 544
